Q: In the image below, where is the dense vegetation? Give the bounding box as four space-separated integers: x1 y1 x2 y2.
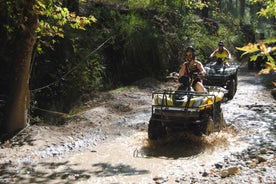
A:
0 0 275 136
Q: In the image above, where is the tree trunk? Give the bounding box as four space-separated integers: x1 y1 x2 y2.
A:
64 0 79 14
3 0 38 134
216 0 221 10
240 0 245 22
201 0 209 18
228 0 233 14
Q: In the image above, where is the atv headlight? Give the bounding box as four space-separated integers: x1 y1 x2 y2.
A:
205 67 216 74
207 98 213 105
218 68 224 74
224 68 235 74
205 67 210 73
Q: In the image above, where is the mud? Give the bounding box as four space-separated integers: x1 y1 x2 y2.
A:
0 68 275 184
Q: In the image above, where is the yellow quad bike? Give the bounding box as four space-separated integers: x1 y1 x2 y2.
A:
148 74 227 140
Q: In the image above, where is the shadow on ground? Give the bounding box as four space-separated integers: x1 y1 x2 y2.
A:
0 160 150 183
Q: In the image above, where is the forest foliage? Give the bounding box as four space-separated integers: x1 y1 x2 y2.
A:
236 0 276 79
0 0 275 126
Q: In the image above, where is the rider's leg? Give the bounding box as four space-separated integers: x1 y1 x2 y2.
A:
194 82 206 92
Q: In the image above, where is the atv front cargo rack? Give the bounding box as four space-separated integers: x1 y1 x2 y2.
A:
152 89 223 109
148 87 226 139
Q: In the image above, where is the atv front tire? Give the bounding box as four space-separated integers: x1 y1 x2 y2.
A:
148 118 166 140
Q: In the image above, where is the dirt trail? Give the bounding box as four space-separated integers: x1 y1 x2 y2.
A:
0 68 275 184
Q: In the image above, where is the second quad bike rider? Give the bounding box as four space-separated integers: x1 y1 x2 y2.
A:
209 41 231 66
178 46 206 92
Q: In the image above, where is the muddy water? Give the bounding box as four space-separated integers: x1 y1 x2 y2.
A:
0 69 275 184
27 131 246 184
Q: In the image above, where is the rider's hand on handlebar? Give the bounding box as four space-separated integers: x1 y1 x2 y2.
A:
166 72 179 80
192 72 204 78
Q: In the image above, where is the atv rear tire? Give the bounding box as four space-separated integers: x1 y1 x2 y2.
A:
227 78 236 100
148 118 166 140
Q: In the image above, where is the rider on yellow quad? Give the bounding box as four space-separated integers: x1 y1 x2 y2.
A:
210 41 231 66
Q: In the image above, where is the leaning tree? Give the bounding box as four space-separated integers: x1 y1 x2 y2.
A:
1 0 95 134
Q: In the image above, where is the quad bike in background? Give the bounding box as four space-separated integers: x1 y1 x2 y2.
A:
203 58 239 100
148 73 227 140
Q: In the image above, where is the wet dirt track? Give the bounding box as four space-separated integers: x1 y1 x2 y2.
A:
0 69 275 184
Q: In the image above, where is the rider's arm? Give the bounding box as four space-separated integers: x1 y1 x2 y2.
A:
196 61 206 76
210 49 218 58
224 48 232 59
178 63 187 78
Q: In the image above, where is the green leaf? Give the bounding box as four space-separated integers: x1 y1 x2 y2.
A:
249 55 259 62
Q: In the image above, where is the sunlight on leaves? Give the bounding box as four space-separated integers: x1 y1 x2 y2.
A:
235 43 259 57
257 68 271 76
250 0 276 18
236 38 276 76
249 55 259 62
257 62 276 76
259 41 269 55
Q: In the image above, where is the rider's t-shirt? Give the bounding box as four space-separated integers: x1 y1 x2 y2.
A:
214 50 228 58
184 61 202 85
210 47 231 59
185 62 201 77
210 48 231 65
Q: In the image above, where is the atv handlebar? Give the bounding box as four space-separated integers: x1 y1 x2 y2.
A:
191 72 205 80
167 72 204 86
209 57 230 63
166 72 179 80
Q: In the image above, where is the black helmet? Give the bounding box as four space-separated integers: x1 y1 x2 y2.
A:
185 46 195 53
218 41 224 46
185 46 196 59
